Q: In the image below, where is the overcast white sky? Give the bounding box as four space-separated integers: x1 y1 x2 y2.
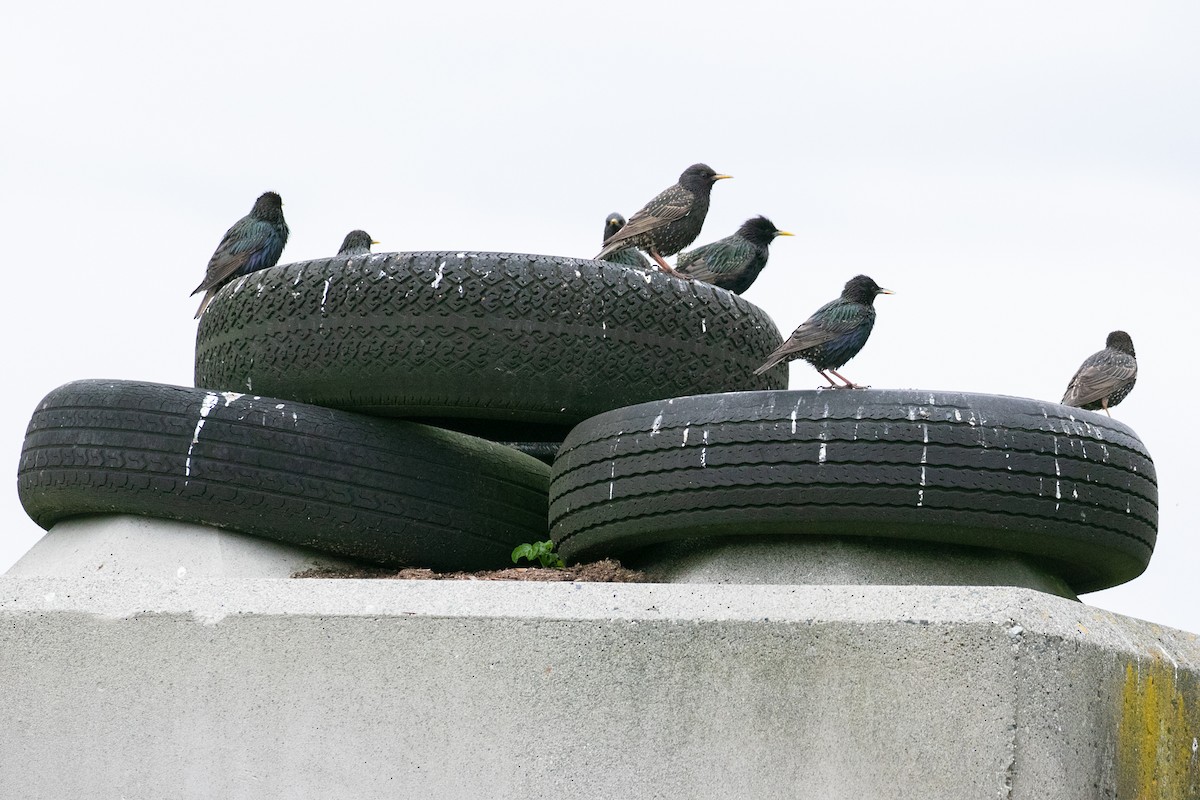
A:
3 2 1197 630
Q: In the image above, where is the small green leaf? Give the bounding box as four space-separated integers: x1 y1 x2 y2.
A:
511 540 566 568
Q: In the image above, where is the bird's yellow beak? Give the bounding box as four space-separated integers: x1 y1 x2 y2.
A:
715 174 733 181
776 230 795 237
878 288 895 295
371 240 380 246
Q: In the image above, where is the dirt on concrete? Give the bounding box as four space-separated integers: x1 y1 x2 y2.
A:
293 559 647 582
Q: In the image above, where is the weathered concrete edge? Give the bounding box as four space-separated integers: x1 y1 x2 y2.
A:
0 577 1195 651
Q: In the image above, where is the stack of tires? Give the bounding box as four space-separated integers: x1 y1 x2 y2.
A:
17 252 787 571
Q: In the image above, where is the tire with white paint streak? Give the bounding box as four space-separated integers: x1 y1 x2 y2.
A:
18 380 550 571
192 251 786 439
549 389 1157 593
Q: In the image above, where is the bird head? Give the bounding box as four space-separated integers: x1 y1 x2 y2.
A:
1106 330 1135 356
679 164 733 191
843 274 894 305
738 215 795 245
338 229 377 255
604 212 627 242
251 191 285 222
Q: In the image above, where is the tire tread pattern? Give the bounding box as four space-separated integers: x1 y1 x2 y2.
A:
549 390 1157 592
19 380 550 571
193 252 787 431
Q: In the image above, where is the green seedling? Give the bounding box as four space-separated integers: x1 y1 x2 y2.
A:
511 540 565 569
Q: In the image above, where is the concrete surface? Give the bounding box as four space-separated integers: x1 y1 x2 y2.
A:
0 578 1196 799
5 515 361 580
632 534 1079 599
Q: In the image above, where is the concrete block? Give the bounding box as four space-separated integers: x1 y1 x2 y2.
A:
632 534 1078 599
0 579 1196 798
5 515 360 580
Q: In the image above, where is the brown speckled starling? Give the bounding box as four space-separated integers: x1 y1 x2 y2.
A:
1061 331 1137 416
595 164 731 276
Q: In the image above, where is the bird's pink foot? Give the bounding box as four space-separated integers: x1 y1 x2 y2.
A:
828 369 868 389
650 250 688 278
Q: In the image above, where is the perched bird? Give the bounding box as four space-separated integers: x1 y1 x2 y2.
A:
337 229 378 257
1060 330 1137 416
753 274 893 388
192 191 289 318
676 215 794 293
597 212 652 269
595 163 731 276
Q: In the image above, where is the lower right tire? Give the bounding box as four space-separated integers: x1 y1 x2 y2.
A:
549 389 1157 593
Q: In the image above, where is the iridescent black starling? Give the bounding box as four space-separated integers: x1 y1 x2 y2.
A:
597 212 652 270
1060 330 1137 416
337 230 378 256
753 274 893 388
191 191 289 318
676 215 794 293
595 164 731 276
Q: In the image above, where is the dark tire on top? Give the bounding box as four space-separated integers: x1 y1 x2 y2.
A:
19 380 550 571
549 389 1157 593
192 251 787 438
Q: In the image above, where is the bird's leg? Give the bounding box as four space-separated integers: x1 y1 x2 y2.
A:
828 369 868 389
1103 399 1111 417
816 371 840 388
650 249 687 278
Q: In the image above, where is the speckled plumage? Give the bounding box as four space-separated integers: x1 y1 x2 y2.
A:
192 191 289 318
337 230 377 257
597 212 652 269
595 164 731 274
753 274 893 388
676 215 793 293
1061 330 1137 416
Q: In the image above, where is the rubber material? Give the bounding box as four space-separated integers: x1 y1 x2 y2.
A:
549 389 1157 593
497 441 560 466
19 380 550 571
193 252 787 436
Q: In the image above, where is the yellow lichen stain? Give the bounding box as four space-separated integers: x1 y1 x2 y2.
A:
1116 655 1200 799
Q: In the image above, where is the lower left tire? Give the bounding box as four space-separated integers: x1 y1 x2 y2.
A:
19 379 550 571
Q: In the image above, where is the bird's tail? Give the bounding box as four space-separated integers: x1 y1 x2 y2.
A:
194 291 214 320
752 356 781 377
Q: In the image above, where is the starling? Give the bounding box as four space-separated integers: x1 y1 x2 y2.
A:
1060 330 1137 416
595 163 731 276
676 215 794 293
597 212 652 270
191 191 289 318
337 229 378 256
753 274 893 388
